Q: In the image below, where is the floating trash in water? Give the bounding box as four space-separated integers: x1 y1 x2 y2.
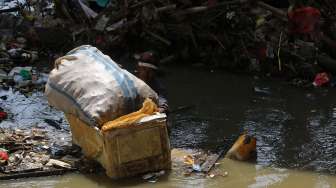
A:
142 170 165 183
254 86 271 95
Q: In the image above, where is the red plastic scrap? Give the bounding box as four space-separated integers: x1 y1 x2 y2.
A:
0 111 7 120
140 51 155 62
95 35 105 45
288 7 321 34
248 43 267 61
0 150 8 161
313 72 330 87
257 47 267 61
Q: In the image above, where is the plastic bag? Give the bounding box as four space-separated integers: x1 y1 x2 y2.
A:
45 45 158 127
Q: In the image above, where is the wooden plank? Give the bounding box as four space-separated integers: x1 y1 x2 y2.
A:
0 168 77 180
200 150 224 173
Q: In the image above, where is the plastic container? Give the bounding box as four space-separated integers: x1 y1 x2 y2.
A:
65 113 171 179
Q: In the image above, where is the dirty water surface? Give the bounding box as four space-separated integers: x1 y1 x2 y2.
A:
1 66 336 187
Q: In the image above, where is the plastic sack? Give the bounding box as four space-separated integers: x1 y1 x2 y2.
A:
45 45 158 127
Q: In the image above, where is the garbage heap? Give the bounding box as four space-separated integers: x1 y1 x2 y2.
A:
2 0 336 87
53 0 336 87
0 0 68 93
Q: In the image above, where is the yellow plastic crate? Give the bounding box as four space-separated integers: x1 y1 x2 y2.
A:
65 113 171 179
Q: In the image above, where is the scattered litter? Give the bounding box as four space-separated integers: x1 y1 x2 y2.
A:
45 159 72 169
142 170 165 183
0 148 8 165
313 72 330 87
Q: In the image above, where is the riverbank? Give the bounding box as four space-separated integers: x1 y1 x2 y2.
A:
1 1 336 88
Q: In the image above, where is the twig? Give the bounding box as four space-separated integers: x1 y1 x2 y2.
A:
206 10 227 24
277 31 283 71
189 27 198 48
239 37 251 59
144 30 171 46
159 55 176 64
211 34 226 50
256 1 287 21
174 0 242 16
155 4 176 13
130 0 155 9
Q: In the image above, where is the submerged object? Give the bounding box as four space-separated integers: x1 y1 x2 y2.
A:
226 134 256 161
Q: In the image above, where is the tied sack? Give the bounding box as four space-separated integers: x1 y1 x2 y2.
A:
45 45 158 127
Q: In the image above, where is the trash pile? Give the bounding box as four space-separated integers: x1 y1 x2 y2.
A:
0 0 61 93
0 129 71 174
140 149 228 183
167 133 255 181
141 149 228 183
169 148 228 179
52 0 336 87
182 150 227 177
2 1 336 87
0 89 102 180
0 29 48 92
0 128 78 179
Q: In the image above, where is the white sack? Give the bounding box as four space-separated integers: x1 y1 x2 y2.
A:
45 45 158 127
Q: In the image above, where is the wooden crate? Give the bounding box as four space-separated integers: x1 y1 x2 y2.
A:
65 113 171 179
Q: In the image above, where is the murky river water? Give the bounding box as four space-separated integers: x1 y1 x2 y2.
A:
167 67 336 174
2 66 336 187
2 158 336 188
